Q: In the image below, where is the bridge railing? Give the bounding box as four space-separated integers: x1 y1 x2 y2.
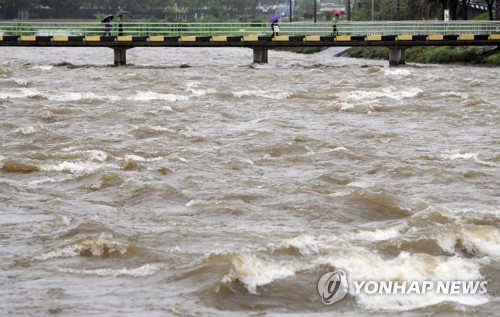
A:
0 21 499 37
332 21 500 35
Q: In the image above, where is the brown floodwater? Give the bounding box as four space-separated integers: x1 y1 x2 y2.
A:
0 46 499 316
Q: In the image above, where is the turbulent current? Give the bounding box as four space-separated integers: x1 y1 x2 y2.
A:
0 46 499 316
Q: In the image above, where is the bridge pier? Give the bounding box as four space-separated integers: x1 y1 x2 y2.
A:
113 47 129 66
253 48 268 63
388 48 406 66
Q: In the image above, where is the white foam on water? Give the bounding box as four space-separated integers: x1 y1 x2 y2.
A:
240 158 254 165
220 253 297 294
160 105 174 112
338 87 423 107
56 215 72 226
233 90 292 100
90 75 107 80
0 88 42 99
8 78 30 86
56 263 162 277
440 149 498 167
440 91 470 99
185 199 221 207
340 103 354 111
32 233 129 261
0 88 121 102
123 154 162 162
39 159 120 177
14 126 36 135
468 79 485 87
48 91 107 102
462 225 500 260
349 225 404 241
268 235 324 256
128 91 189 101
133 125 175 133
425 75 445 82
30 65 53 71
332 146 351 153
40 161 103 175
179 126 206 139
436 224 500 260
346 181 375 189
58 149 108 162
86 150 108 162
338 87 423 103
185 81 217 96
383 68 412 77
28 177 59 185
330 190 354 197
315 250 490 310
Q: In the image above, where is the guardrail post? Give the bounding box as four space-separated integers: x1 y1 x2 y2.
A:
253 47 268 63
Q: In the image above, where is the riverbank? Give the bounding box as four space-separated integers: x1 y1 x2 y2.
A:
346 46 500 66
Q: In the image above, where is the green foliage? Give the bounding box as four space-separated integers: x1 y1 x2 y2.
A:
472 12 490 20
482 52 500 65
346 46 499 66
352 0 439 20
346 47 389 59
406 46 479 63
276 47 326 54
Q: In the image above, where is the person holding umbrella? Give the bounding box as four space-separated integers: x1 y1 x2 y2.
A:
101 14 114 36
332 10 340 36
269 15 281 37
116 11 131 36
117 14 123 36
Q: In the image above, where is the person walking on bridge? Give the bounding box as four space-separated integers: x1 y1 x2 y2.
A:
269 15 281 38
101 14 114 37
117 14 123 36
332 11 340 36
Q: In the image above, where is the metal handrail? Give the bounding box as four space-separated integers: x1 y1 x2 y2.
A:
0 21 499 37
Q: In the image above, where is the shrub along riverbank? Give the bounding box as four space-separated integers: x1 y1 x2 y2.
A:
276 45 499 66
346 46 500 66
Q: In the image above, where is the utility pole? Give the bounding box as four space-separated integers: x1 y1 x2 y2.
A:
372 0 375 20
289 0 293 22
314 0 317 22
496 0 499 20
347 0 351 20
396 0 401 20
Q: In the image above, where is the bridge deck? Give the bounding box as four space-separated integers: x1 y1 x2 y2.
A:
1 21 499 65
1 34 499 48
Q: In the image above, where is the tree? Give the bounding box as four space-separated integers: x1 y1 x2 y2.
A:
460 0 470 19
1 0 38 19
296 0 315 20
484 0 495 20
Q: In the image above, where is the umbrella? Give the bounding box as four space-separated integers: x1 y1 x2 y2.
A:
101 15 114 23
333 10 341 15
117 11 132 17
269 15 281 23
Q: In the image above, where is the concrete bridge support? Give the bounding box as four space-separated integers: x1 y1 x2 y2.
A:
253 48 268 63
388 48 406 66
113 48 129 66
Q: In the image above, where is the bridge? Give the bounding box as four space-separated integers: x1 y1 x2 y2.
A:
1 21 499 66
